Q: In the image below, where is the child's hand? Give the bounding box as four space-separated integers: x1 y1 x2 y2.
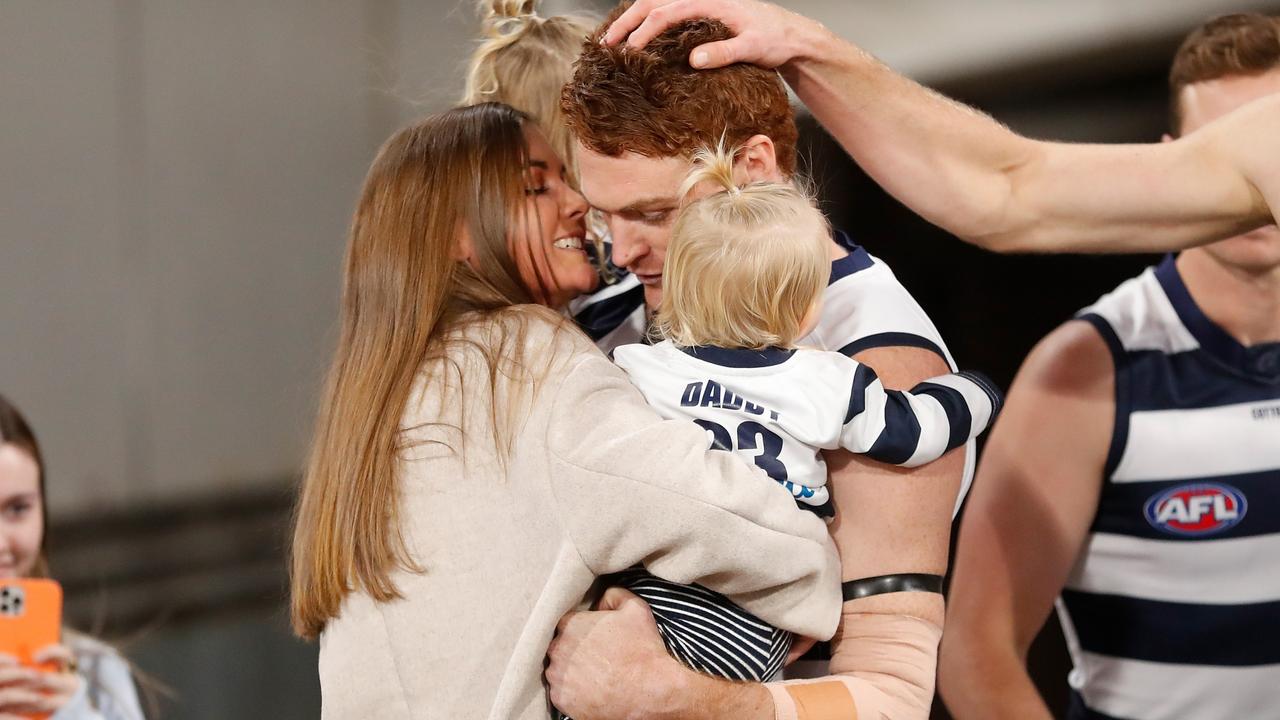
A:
0 646 81 717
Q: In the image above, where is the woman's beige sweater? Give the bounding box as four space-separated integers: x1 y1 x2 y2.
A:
318 315 841 719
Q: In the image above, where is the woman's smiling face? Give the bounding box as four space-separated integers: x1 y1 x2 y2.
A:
509 125 598 308
0 443 42 579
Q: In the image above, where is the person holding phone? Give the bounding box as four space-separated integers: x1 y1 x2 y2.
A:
0 394 146 720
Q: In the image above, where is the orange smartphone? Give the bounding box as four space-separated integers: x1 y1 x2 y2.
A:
0 578 62 669
0 579 62 720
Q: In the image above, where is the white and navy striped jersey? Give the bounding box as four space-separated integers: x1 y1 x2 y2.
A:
613 341 999 518
569 240 647 355
579 231 979 511
1060 256 1280 720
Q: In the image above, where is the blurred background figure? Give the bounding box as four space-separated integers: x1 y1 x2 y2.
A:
1 394 148 719
2 1 1279 717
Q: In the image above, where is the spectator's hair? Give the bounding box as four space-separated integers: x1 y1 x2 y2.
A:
0 394 49 577
654 140 828 349
561 1 798 175
1169 13 1280 133
290 103 569 640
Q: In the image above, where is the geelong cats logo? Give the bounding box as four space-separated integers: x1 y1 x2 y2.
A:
1144 483 1248 537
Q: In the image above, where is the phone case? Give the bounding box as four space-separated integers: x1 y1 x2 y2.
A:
0 579 62 720
0 578 63 670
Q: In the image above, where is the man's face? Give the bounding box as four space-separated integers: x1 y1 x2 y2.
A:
575 143 691 309
1178 69 1280 271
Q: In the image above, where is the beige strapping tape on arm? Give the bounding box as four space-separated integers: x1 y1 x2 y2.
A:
765 612 942 720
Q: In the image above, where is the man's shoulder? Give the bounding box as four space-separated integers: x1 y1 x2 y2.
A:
813 242 953 365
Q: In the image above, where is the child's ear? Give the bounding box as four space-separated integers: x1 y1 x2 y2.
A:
736 134 780 184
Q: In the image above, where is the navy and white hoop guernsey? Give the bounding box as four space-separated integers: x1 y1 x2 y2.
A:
1063 256 1280 720
580 231 980 509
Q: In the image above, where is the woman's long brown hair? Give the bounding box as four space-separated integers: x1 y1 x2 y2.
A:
290 103 561 639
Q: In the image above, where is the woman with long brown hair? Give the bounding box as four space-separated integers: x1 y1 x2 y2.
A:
288 103 841 718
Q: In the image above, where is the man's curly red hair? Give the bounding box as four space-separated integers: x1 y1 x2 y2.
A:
561 1 798 176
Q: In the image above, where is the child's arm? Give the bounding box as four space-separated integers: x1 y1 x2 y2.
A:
839 363 1001 467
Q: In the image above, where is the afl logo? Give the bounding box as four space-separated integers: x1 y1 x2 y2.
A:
1144 483 1247 537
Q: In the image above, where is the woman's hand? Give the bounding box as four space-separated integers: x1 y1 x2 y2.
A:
546 587 699 720
0 646 81 719
602 0 824 70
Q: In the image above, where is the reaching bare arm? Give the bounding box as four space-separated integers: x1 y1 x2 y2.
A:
606 0 1275 253
938 321 1112 719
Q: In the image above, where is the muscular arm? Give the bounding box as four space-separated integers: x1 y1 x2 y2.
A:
782 32 1272 254
546 347 965 720
607 0 1276 254
938 321 1113 719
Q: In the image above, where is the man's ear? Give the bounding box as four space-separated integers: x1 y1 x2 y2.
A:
735 134 780 184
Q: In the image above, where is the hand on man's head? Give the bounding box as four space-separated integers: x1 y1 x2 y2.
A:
603 0 819 70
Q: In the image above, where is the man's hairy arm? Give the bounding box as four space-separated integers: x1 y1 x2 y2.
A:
546 346 964 720
939 321 1112 719
607 0 1275 253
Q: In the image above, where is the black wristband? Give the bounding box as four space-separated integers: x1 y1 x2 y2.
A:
842 573 944 602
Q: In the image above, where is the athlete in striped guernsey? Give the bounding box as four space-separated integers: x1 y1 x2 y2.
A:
940 15 1280 720
557 8 979 717
604 146 1000 685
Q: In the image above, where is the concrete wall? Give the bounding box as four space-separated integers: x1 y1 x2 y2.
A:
0 1 484 514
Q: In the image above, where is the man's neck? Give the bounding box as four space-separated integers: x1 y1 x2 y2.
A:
1178 248 1280 346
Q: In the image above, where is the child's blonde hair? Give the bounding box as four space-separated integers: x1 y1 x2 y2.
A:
654 141 831 350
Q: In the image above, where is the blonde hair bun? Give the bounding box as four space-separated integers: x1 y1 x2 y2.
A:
655 138 831 350
480 0 540 39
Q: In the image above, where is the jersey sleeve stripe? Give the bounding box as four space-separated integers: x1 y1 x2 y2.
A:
909 382 973 452
954 370 1004 417
864 390 924 465
838 332 949 364
844 364 875 423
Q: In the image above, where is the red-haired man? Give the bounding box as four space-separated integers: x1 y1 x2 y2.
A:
549 4 980 720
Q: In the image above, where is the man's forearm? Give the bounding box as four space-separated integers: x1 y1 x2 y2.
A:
661 670 774 720
779 20 1267 253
